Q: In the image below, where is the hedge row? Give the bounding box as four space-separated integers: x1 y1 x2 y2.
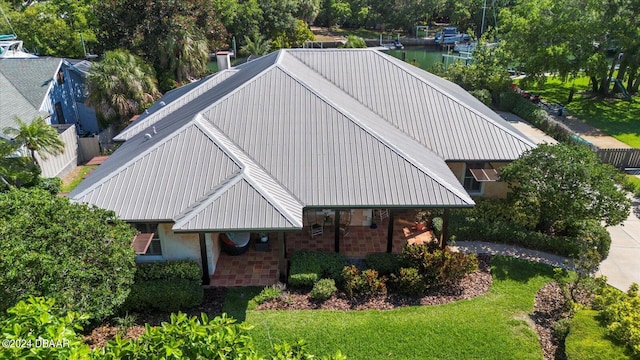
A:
123 260 203 313
288 251 347 287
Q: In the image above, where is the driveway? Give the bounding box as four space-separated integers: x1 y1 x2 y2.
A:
599 195 640 291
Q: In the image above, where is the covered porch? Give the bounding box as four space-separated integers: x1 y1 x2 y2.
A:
209 209 439 287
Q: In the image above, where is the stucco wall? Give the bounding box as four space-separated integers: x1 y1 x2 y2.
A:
153 224 220 276
446 161 509 199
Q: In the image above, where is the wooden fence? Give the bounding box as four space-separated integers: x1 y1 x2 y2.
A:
595 148 640 169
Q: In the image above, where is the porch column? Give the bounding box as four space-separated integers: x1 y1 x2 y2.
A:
334 209 340 253
440 209 450 249
198 233 210 285
386 209 395 253
278 232 287 282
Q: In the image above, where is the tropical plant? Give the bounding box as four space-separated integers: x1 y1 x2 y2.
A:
0 139 40 189
86 50 160 126
3 116 64 168
343 35 366 48
0 188 136 320
241 34 272 57
158 17 210 84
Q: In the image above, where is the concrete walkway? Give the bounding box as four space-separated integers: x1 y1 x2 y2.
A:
453 195 640 292
598 195 640 291
455 241 573 270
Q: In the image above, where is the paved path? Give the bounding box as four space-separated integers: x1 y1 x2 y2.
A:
598 196 640 291
454 241 574 270
454 195 640 292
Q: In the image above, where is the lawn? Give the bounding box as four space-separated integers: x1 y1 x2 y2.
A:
519 77 640 148
223 256 556 359
565 310 630 359
60 165 97 193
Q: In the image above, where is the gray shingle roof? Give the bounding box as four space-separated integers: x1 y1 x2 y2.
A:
71 48 536 231
0 58 61 134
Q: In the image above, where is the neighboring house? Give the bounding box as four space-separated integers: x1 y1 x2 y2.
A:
69 49 535 282
0 58 100 176
0 58 99 136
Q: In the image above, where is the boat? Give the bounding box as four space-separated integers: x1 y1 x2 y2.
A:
454 41 477 53
383 39 404 50
0 34 37 59
435 26 471 45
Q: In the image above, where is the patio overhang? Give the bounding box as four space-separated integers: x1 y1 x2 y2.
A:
132 233 154 254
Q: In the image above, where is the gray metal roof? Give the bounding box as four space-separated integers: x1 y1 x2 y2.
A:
71 48 536 231
0 58 61 134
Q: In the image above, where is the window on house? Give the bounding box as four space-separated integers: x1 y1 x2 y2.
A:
56 70 65 85
463 162 486 194
132 223 162 256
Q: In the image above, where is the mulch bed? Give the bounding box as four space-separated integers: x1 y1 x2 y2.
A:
86 253 573 359
259 253 493 311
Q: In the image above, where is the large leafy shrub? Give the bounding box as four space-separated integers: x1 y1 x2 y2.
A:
288 251 347 287
123 260 203 313
0 188 136 320
593 283 640 357
0 297 90 359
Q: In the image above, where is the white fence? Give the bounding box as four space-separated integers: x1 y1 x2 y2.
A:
39 124 78 178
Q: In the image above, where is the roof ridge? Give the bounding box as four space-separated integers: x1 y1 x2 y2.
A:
194 116 304 227
278 52 474 205
115 69 239 141
377 51 536 148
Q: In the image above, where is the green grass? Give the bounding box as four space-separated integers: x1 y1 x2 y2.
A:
519 77 640 148
60 165 97 193
224 256 556 359
565 310 630 360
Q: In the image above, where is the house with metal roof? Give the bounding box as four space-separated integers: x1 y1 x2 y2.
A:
69 48 535 285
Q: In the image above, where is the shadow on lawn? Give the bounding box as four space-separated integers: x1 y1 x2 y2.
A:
491 255 556 283
221 287 263 322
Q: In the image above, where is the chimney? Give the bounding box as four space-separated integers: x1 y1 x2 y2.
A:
216 51 231 71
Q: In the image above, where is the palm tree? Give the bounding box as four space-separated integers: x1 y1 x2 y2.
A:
86 50 161 126
159 21 209 84
241 34 272 57
3 116 64 168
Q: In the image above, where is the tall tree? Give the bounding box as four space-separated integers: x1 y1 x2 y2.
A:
95 0 227 87
500 144 630 235
159 17 210 84
241 34 272 57
86 50 160 126
3 117 64 169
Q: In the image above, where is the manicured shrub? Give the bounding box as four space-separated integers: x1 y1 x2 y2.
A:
310 279 338 300
432 217 443 239
365 252 402 276
135 260 201 282
566 220 612 260
123 260 203 313
439 251 478 284
341 265 387 298
390 267 427 296
123 279 203 313
251 285 282 305
288 251 347 287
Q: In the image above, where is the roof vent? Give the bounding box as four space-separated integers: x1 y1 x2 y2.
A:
152 126 157 134
216 51 231 71
144 133 152 141
159 101 166 106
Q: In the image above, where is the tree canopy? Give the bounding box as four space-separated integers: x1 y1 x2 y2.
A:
0 188 137 320
500 143 630 235
86 50 160 126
